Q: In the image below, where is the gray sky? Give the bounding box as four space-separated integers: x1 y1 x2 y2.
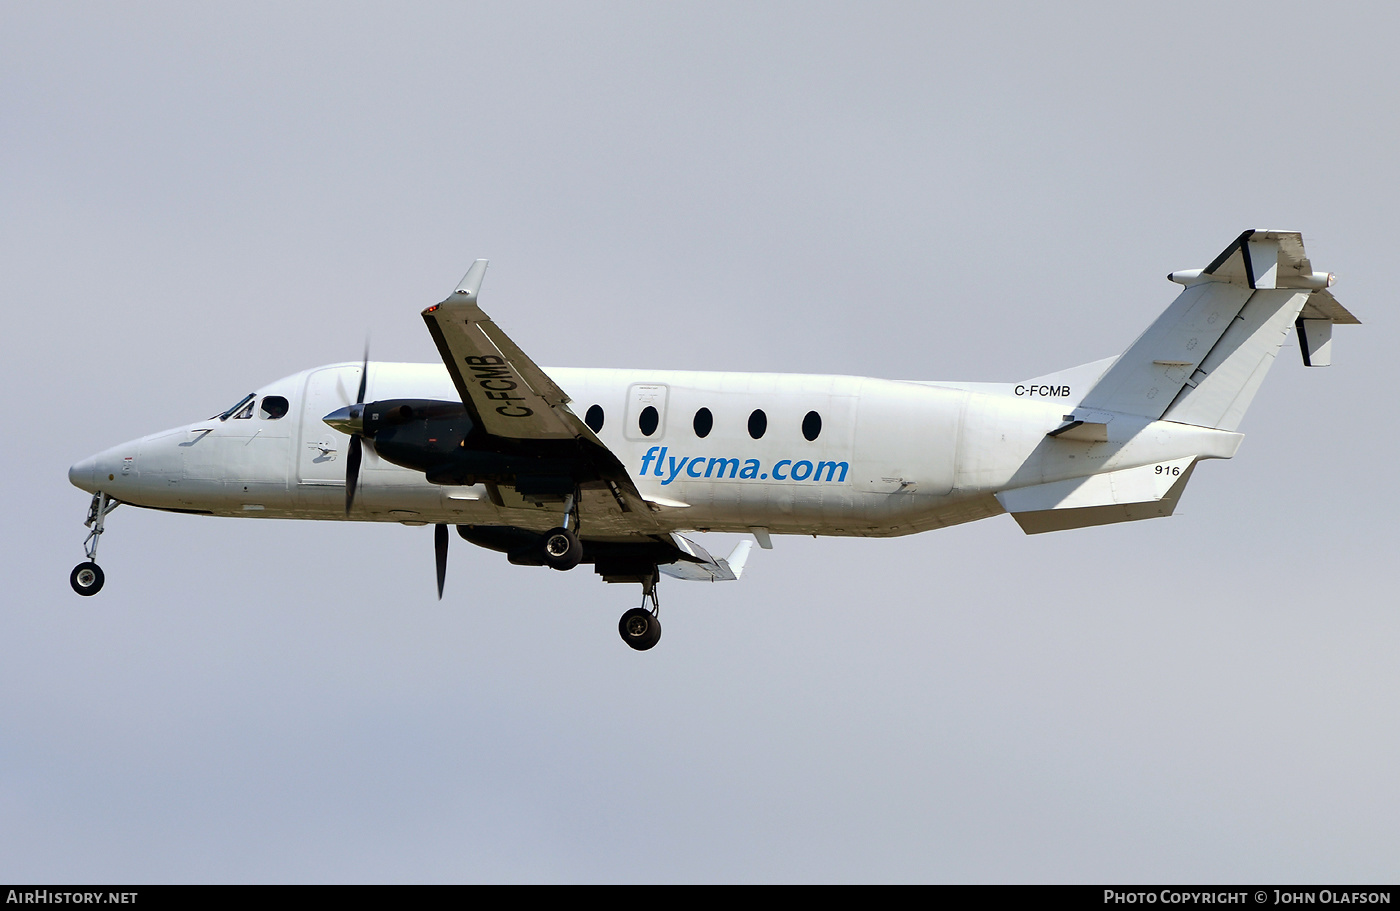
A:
2 1 1395 883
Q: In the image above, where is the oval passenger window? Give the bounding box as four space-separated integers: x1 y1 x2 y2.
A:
585 404 605 433
747 409 767 440
639 405 659 437
693 407 713 438
802 410 822 441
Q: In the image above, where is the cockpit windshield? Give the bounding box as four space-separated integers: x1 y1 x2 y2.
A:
214 394 256 421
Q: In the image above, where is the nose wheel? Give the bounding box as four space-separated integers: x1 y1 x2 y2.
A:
71 492 118 596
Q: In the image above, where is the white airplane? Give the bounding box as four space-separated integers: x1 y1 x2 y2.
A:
68 230 1358 650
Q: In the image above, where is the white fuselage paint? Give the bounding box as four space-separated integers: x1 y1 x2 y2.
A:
69 362 1243 538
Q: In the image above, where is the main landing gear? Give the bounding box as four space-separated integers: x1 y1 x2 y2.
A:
539 491 582 571
526 490 662 650
618 575 662 651
540 526 582 570
71 492 119 596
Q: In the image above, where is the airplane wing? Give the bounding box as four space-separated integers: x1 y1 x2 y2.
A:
422 260 580 441
659 535 754 582
421 260 660 530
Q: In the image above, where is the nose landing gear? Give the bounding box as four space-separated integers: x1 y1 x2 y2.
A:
71 492 119 596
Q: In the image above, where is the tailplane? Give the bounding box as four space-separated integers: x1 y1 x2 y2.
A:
998 230 1359 535
996 457 1200 534
1075 230 1359 431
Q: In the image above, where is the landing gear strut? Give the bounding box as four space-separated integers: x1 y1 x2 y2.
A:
618 574 662 651
539 491 582 571
71 492 118 596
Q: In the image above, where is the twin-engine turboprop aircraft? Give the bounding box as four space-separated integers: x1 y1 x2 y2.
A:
68 230 1358 650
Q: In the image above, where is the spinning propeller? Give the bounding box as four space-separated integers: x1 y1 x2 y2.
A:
323 349 452 599
343 346 369 515
435 523 449 600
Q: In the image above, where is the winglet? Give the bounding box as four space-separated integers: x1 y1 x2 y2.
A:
724 540 755 580
454 259 490 302
658 533 751 582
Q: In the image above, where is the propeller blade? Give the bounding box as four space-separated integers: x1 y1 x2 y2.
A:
435 523 449 600
355 343 369 405
345 434 362 514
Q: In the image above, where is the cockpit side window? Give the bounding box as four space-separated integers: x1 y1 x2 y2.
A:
260 395 289 420
215 394 256 421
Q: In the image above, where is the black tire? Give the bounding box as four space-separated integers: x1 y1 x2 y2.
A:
540 527 582 571
618 607 661 651
70 561 104 596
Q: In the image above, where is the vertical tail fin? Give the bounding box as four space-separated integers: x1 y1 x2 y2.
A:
1076 230 1359 431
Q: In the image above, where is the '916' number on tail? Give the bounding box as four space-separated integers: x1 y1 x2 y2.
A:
1155 464 1181 476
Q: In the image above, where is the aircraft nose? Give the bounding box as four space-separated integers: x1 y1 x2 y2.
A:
69 455 98 493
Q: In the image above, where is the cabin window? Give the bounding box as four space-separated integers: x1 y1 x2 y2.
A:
802 410 822 441
747 409 767 440
624 384 668 441
585 404 604 433
639 405 659 437
260 396 289 420
693 407 713 438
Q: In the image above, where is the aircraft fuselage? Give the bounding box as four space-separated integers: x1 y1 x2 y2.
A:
68 361 1241 538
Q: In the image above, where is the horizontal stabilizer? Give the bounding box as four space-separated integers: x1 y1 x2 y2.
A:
996 457 1197 534
1169 230 1336 291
